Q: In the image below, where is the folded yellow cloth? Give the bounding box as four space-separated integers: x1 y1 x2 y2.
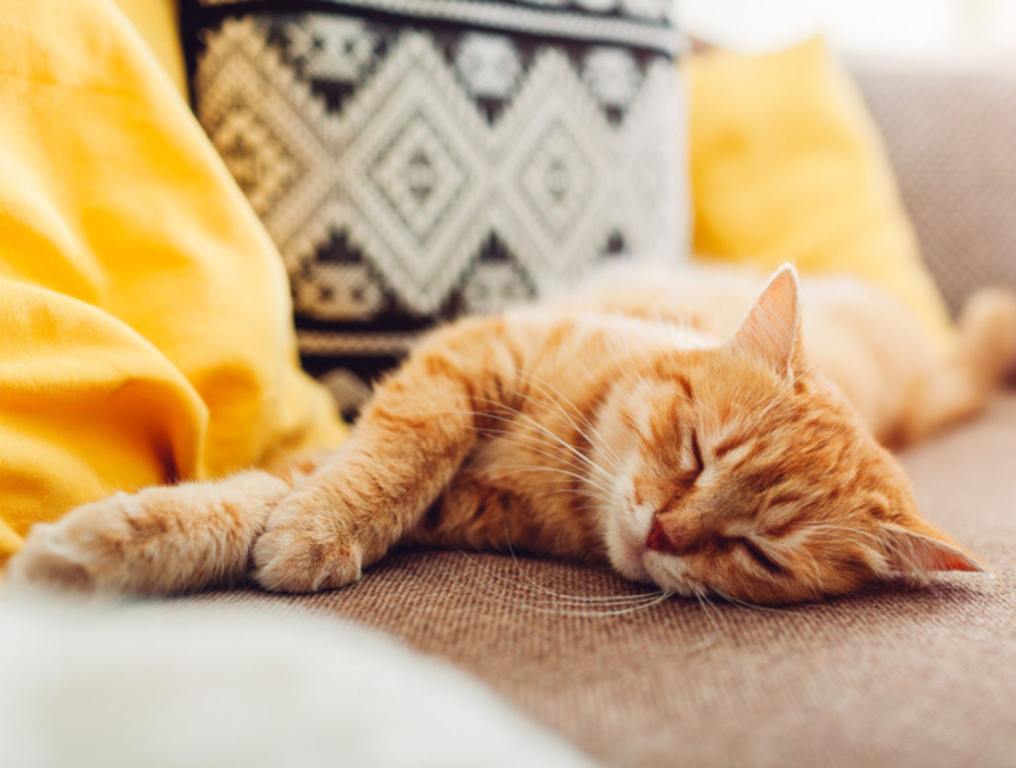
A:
688 37 954 353
0 0 345 562
112 0 188 96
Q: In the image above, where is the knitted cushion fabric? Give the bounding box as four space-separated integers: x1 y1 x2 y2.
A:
182 1 688 415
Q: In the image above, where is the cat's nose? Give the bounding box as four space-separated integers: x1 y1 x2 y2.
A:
646 517 677 554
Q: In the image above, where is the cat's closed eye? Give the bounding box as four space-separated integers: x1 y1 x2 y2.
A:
734 537 786 575
674 429 703 484
689 430 704 476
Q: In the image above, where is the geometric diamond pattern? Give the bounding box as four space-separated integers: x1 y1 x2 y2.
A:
194 16 337 266
368 111 468 245
340 32 493 314
496 49 616 280
185 1 686 414
520 120 595 239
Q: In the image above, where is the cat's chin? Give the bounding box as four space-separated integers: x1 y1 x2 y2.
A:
641 551 700 598
610 546 701 598
603 516 654 584
609 546 653 585
602 499 658 585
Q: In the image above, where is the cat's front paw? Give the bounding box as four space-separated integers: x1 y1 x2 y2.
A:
6 493 139 594
7 472 289 596
252 488 365 593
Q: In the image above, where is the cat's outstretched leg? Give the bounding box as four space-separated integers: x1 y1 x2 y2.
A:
6 454 334 595
7 471 290 594
8 316 515 596
253 318 511 593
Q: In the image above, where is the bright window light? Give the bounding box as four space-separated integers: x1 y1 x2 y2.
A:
678 0 1016 55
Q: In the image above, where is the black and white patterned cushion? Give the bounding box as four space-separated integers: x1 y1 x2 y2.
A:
182 0 687 415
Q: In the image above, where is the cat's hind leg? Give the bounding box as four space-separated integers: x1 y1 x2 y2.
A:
7 470 290 595
903 288 1016 443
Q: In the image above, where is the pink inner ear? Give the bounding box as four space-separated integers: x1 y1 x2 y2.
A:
884 524 985 573
729 265 801 378
922 547 982 573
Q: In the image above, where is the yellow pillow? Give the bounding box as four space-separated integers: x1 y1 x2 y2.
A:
688 37 953 352
0 0 345 562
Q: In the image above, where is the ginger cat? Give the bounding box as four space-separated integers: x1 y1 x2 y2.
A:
9 265 1016 604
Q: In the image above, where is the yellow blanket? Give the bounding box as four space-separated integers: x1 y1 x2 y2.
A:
0 0 345 562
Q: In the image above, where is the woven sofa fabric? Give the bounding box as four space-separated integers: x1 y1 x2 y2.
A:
855 62 1016 314
182 0 687 414
195 394 1016 767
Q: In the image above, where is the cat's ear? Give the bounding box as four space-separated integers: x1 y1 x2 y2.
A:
728 264 804 378
880 519 984 574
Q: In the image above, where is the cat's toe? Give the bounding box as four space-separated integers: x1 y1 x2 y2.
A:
6 497 134 594
6 525 92 592
252 493 364 593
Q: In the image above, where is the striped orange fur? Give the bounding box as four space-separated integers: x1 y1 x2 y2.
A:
10 265 1016 604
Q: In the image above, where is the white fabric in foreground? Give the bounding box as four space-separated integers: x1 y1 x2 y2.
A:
0 596 593 768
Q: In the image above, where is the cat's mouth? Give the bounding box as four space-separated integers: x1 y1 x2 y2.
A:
605 524 654 585
612 537 653 583
606 502 655 583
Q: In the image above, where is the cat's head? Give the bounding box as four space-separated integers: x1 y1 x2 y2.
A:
595 265 982 604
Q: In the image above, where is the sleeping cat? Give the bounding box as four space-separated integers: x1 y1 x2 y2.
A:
8 265 1016 604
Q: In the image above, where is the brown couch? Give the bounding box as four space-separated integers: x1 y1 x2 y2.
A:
197 395 1015 767
193 60 1016 767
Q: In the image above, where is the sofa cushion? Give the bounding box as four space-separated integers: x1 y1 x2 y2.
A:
194 394 1016 767
182 0 688 415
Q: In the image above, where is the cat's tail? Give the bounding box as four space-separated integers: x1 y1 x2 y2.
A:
903 287 1016 443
